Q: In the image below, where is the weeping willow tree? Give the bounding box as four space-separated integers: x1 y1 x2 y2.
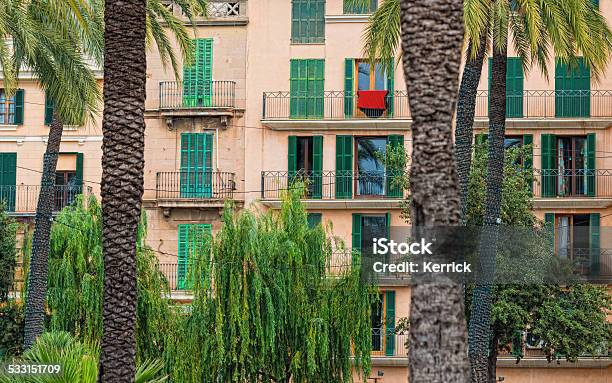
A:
44 195 175 362
166 188 375 383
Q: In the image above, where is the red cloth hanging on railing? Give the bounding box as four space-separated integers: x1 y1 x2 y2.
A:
357 90 388 110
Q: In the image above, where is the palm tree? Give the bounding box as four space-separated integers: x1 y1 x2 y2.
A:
470 1 611 381
400 1 469 382
1 0 207 351
0 0 102 349
98 0 206 380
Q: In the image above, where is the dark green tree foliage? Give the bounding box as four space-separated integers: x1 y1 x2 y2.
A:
464 143 611 382
166 189 374 383
0 203 17 301
45 196 173 361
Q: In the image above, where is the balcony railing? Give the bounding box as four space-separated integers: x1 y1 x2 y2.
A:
0 185 91 215
156 171 236 200
161 1 247 19
261 170 406 200
533 169 612 198
262 91 410 120
159 81 236 110
262 90 612 120
371 328 408 357
557 248 612 278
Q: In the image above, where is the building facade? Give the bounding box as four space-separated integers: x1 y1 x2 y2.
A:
0 0 610 382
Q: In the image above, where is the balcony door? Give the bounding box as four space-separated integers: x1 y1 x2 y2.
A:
0 153 16 211
182 38 213 108
370 290 396 356
541 134 595 197
288 136 323 198
356 137 387 197
180 133 213 198
555 58 590 117
547 213 601 276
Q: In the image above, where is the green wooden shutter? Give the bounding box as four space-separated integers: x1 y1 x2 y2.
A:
385 290 396 356
511 331 524 358
177 224 211 290
288 136 298 177
290 59 325 119
312 135 323 199
0 153 17 211
307 213 322 228
488 58 523 117
555 58 590 117
586 133 596 197
44 93 55 125
180 133 213 198
291 0 325 44
523 135 533 192
344 58 354 118
386 60 395 116
545 213 555 255
507 58 524 117
541 134 557 197
589 213 600 276
75 153 84 190
336 135 353 198
14 89 24 125
386 135 404 197
183 39 213 108
352 213 362 252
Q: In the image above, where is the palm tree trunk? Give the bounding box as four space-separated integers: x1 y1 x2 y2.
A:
468 27 508 383
98 0 147 381
456 33 487 220
23 114 64 349
488 332 500 383
400 1 469 382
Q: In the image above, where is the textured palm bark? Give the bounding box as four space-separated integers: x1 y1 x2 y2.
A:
23 114 64 349
400 1 469 382
98 1 147 382
468 39 508 383
487 333 500 383
456 34 487 220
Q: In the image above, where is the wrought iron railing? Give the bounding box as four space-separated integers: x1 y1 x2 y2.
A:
555 248 612 278
0 185 91 214
156 171 236 200
532 169 612 198
262 90 410 120
371 327 408 357
159 80 236 109
262 90 612 120
161 0 247 18
261 170 406 200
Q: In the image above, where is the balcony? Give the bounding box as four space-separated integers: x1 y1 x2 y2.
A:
371 328 408 359
533 169 612 208
161 1 248 25
158 80 237 121
260 170 406 209
261 90 612 130
0 185 92 217
155 171 236 211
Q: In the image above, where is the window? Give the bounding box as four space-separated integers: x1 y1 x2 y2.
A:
288 136 323 198
289 59 325 119
0 89 23 125
488 57 523 117
177 224 212 290
344 0 376 14
183 39 213 108
291 0 325 44
546 213 600 276
54 153 83 210
541 134 595 197
555 58 590 117
0 153 17 211
180 133 213 198
357 61 387 91
371 290 395 356
356 137 387 196
352 213 389 253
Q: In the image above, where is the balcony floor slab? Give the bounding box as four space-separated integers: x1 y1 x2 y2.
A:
260 199 404 210
497 357 612 369
532 198 612 209
262 119 412 131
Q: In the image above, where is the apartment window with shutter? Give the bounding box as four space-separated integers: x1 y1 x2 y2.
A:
0 89 23 125
291 0 325 44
